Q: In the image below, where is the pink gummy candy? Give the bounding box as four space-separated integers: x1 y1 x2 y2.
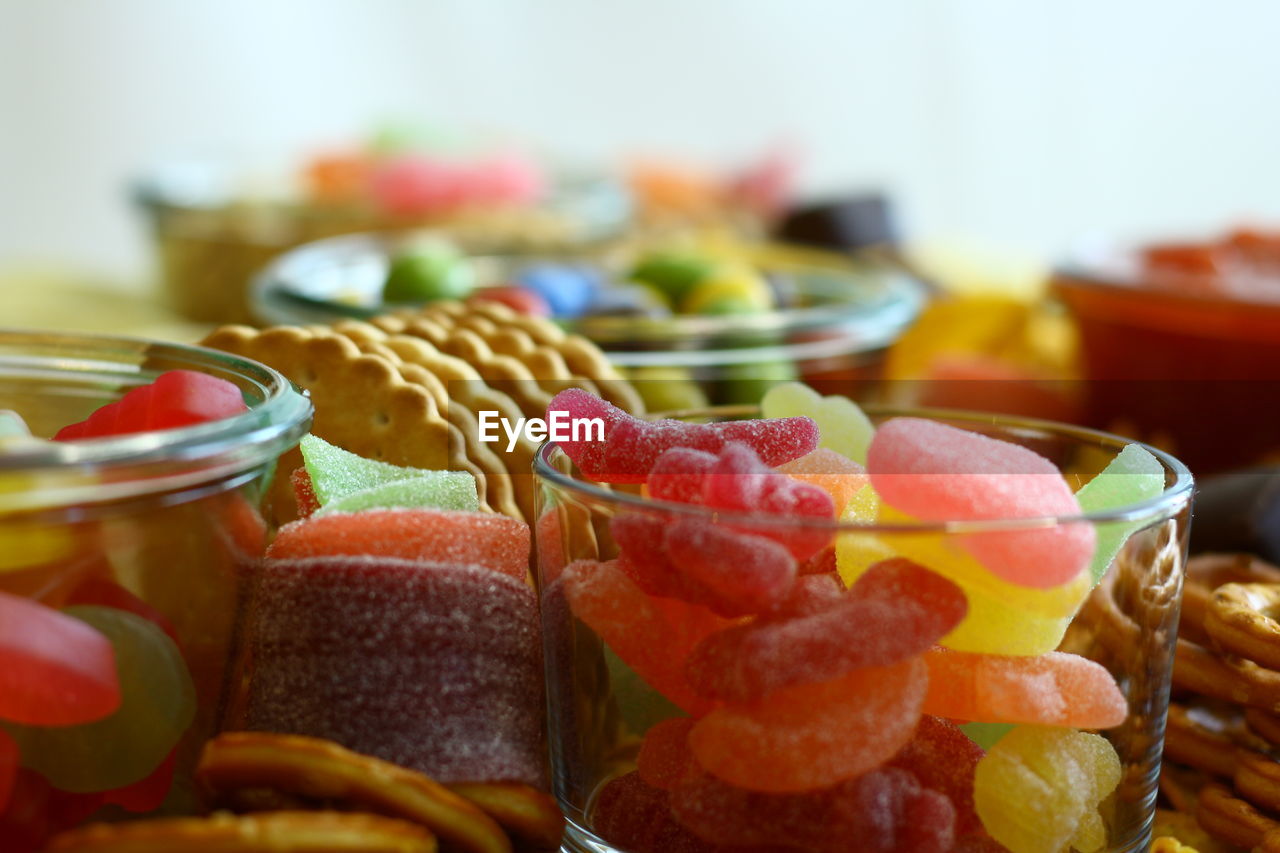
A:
663 519 798 617
648 448 717 504
776 448 869 514
866 418 1095 589
688 658 927 793
684 559 965 702
592 771 717 853
670 764 955 853
548 389 818 484
612 514 722 609
922 647 1128 729
0 591 121 727
636 717 696 791
889 715 985 837
561 559 729 716
241 555 546 787
266 508 530 581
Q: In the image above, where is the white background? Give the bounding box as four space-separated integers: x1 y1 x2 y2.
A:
2 0 1279 279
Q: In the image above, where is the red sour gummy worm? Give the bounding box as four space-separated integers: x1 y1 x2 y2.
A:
547 389 818 484
669 764 955 853
663 520 798 617
592 771 716 853
636 718 696 791
611 513 723 609
291 467 320 519
889 715 985 837
0 592 120 726
866 417 1094 589
648 448 718 504
922 647 1128 729
688 657 927 793
684 559 965 703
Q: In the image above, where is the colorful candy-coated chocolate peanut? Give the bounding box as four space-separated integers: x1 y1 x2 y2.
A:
680 265 773 316
514 263 598 318
663 520 797 617
867 418 1094 589
889 715 985 837
973 726 1121 853
922 647 1127 728
687 658 927 793
266 509 530 582
299 434 479 512
469 285 552 318
5 606 195 793
760 382 875 465
561 559 727 717
53 371 247 440
684 559 964 702
670 763 955 853
548 389 818 484
1074 443 1166 585
0 592 120 726
776 448 868 515
636 717 696 791
629 252 717 304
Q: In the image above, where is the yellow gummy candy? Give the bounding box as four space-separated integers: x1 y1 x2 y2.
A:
760 382 874 465
974 726 1121 853
0 519 77 573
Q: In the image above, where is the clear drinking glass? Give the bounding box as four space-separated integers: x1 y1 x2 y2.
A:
533 405 1193 853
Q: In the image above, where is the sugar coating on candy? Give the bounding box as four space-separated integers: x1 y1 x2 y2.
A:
973 726 1121 853
266 508 530 581
53 370 247 440
649 447 718 504
636 717 696 791
299 434 479 511
867 418 1094 589
684 558 965 702
548 389 818 484
688 658 927 793
5 606 195 793
316 475 482 515
670 764 955 853
922 647 1127 728
242 556 546 787
591 771 716 853
290 467 320 518
561 559 727 716
1074 443 1166 585
776 448 869 515
890 715 985 837
612 513 722 609
938 584 1073 656
663 520 797 617
0 591 120 727
761 382 875 465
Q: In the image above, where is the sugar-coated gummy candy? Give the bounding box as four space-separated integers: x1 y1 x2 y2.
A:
562 559 727 716
266 508 530 581
922 647 1127 728
761 382 875 465
684 559 964 702
0 728 15 813
1074 443 1166 585
65 578 180 646
592 771 716 853
889 715 985 837
299 434 479 511
776 448 868 515
973 725 1121 853
670 764 955 853
290 467 320 518
688 657 926 793
316 475 484 516
867 418 1094 589
242 556 546 787
548 389 818 484
612 514 723 609
0 591 120 726
101 747 176 813
663 520 797 617
4 606 195 793
959 721 1014 750
636 717 696 791
648 447 717 504
53 370 247 440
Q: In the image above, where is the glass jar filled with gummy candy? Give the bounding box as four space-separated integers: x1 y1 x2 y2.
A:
0 329 310 849
533 385 1193 853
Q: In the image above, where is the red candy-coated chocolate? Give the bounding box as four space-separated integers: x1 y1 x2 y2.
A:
688 658 928 793
670 765 955 853
0 592 120 726
889 715 985 837
684 559 965 703
54 370 247 440
469 287 552 318
636 718 696 791
548 389 818 484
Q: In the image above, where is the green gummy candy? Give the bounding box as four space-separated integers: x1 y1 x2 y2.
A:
300 434 479 511
960 721 1014 750
1075 444 1166 585
316 474 479 515
760 382 874 464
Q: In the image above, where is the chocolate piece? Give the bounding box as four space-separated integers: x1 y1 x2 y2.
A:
774 193 897 252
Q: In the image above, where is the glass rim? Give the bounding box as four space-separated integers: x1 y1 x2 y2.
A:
0 328 313 512
533 403 1195 534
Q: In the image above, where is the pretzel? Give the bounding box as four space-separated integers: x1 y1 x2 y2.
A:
196 732 511 853
1196 783 1279 849
1206 582 1280 671
1173 637 1280 710
45 811 437 853
1164 702 1245 779
1181 554 1280 646
1247 708 1280 747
